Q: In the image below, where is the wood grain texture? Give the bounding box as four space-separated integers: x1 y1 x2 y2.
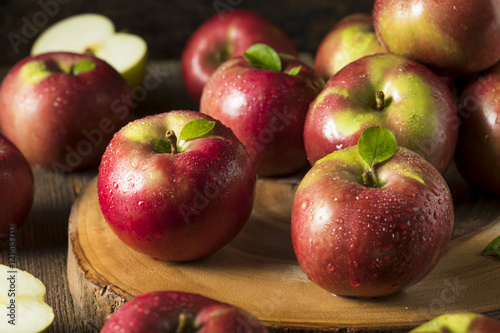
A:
67 163 500 332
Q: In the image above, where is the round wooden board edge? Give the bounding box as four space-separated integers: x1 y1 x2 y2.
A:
67 178 132 330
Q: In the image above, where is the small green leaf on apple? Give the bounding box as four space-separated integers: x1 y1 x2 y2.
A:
179 119 216 142
287 65 302 76
72 59 97 76
243 43 282 72
152 139 171 154
479 235 500 257
357 126 397 186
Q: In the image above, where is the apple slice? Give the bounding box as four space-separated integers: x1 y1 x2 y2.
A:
31 13 147 88
0 265 54 333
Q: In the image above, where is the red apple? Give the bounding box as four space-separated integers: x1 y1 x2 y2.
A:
97 110 255 262
454 62 500 195
314 13 386 81
373 0 500 76
200 44 324 176
410 312 500 333
100 291 268 333
304 53 458 174
181 9 297 102
0 133 34 238
291 127 454 298
0 52 134 172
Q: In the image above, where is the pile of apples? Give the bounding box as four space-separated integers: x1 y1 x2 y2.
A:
2 0 500 332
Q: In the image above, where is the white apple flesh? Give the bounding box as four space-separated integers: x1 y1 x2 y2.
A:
0 265 54 333
31 13 147 88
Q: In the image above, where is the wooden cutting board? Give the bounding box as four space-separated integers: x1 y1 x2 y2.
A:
67 164 500 332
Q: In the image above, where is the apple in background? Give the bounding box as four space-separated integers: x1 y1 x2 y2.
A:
0 52 135 172
31 13 148 88
291 127 454 298
373 0 500 76
454 62 500 195
304 53 458 174
97 110 255 262
181 9 298 102
0 264 54 333
0 133 34 238
100 291 268 333
201 44 324 177
410 312 500 333
314 13 386 81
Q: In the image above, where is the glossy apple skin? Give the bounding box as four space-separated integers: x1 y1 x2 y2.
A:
314 14 386 81
181 9 297 102
0 52 134 172
455 62 500 195
410 312 500 333
97 111 255 262
201 55 324 176
291 147 454 298
373 0 500 76
0 133 34 238
100 291 268 333
304 53 458 174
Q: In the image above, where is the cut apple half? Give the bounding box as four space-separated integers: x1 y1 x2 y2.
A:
31 13 148 88
0 264 54 333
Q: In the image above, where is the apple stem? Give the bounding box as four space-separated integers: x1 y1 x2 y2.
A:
375 91 385 111
166 130 178 154
362 168 378 188
176 312 196 333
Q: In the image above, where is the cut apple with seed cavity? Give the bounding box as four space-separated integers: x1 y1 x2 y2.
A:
31 13 147 88
0 264 54 333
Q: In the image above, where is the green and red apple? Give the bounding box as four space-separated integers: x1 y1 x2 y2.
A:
0 52 135 172
97 110 255 262
292 127 454 298
455 61 500 195
410 312 500 333
31 13 148 88
100 291 268 333
201 44 324 176
314 13 386 81
0 133 34 238
0 265 54 333
373 0 500 76
181 10 297 102
304 53 458 174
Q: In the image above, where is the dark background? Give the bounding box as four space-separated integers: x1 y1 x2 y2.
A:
0 0 375 67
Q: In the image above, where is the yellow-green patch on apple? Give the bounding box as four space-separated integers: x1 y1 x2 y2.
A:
0 265 54 333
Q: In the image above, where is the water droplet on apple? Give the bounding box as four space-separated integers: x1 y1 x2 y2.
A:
113 182 119 190
351 279 360 287
301 200 310 209
337 217 344 224
327 263 335 271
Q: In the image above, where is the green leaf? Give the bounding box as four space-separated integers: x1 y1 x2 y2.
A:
357 126 398 167
179 119 216 142
72 59 97 76
479 235 500 256
243 43 282 72
152 139 171 154
287 65 302 76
